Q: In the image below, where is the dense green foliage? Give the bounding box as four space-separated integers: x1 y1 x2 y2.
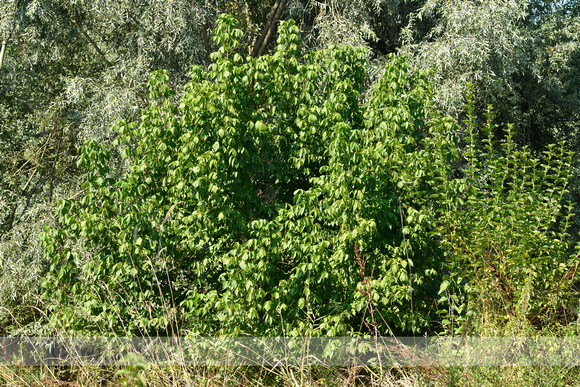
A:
1 2 579 360
41 16 457 336
38 14 578 339
0 0 218 328
435 96 579 333
1 0 430 330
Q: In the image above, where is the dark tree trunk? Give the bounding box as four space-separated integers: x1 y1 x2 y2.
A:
251 0 285 58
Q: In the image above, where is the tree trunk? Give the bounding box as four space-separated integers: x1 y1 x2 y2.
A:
251 1 285 58
259 0 285 57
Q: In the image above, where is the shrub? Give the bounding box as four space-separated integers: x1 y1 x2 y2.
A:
40 14 458 336
434 93 579 334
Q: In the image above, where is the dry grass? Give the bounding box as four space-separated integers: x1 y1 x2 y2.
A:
3 363 580 386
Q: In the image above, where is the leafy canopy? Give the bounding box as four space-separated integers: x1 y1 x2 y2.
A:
41 14 458 336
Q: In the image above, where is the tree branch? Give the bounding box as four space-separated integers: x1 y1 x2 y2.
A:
251 1 285 58
0 33 10 71
4 167 38 233
70 18 114 68
258 0 285 57
69 18 146 103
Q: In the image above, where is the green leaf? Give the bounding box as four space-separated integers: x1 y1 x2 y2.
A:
439 280 450 294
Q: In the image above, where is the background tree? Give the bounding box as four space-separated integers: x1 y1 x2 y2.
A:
403 0 580 151
0 0 220 330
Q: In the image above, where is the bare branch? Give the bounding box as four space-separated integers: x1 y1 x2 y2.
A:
0 34 10 71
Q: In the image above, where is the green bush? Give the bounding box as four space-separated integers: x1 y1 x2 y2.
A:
40 14 457 336
39 14 579 339
434 92 580 334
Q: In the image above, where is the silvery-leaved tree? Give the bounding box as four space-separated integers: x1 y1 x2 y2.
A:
308 0 428 53
403 0 529 119
403 0 580 151
0 0 227 331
